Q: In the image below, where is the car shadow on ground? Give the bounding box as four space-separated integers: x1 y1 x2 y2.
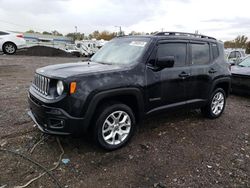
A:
42 108 203 155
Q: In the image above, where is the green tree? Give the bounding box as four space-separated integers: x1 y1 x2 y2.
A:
224 41 235 48
25 30 41 34
234 35 248 48
224 35 248 49
88 30 116 40
42 31 52 35
51 30 63 36
26 30 35 33
246 41 250 54
92 30 100 39
66 32 85 41
150 31 159 35
98 31 116 40
88 34 93 40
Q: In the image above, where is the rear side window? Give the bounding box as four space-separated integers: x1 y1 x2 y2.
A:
157 43 187 67
235 51 241 58
191 43 210 65
0 31 8 35
211 43 219 60
229 51 236 59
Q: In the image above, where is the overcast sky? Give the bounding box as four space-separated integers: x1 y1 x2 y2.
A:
0 0 250 41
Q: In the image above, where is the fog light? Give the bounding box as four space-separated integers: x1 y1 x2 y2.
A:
49 119 65 128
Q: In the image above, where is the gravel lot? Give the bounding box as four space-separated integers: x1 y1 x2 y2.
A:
0 55 250 188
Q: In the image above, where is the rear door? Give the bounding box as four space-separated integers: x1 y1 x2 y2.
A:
186 41 216 102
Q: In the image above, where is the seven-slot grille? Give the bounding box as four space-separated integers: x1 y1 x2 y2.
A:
33 74 50 95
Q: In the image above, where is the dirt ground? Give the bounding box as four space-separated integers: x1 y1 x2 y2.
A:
0 55 250 188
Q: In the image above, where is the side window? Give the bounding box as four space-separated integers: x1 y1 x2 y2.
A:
211 43 219 60
0 31 8 35
229 51 236 59
157 43 187 67
191 43 210 65
235 51 241 58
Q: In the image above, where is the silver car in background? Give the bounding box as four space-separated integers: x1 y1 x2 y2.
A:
225 49 246 65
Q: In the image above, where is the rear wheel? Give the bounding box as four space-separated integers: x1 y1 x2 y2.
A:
3 42 17 55
201 88 226 119
93 103 135 150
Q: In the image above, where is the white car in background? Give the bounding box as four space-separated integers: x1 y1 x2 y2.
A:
225 49 246 65
0 31 26 55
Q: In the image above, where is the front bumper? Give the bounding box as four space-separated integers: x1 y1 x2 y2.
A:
28 93 86 136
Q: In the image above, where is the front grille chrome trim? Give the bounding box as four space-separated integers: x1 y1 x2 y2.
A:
32 74 50 96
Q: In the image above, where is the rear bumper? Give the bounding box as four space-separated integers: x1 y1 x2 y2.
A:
28 93 87 136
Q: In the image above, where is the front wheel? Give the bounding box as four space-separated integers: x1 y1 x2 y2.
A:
201 88 226 119
93 103 135 150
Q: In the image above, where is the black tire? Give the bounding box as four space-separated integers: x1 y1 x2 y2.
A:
3 42 17 55
93 103 136 150
201 88 226 119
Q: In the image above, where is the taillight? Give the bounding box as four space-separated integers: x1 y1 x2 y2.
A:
16 34 23 38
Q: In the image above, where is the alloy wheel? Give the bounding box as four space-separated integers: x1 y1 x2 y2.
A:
102 110 131 145
211 92 225 116
4 43 16 54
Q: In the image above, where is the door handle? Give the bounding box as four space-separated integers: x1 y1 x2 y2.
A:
179 72 190 78
209 68 217 74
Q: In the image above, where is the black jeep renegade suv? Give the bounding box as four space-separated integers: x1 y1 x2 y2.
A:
28 32 231 150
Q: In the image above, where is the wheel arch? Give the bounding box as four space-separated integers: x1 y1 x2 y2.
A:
84 88 145 131
211 77 231 97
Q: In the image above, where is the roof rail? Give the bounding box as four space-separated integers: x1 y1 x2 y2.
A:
154 31 216 40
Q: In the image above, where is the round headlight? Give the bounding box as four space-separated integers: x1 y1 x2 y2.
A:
56 80 64 96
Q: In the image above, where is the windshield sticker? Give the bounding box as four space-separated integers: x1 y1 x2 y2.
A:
129 41 147 47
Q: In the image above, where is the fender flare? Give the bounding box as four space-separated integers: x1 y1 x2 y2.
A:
210 76 231 96
83 87 145 129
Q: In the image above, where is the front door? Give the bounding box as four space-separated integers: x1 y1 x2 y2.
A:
157 41 190 106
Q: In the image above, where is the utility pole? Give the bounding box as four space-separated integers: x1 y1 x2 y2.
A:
115 26 122 36
75 26 78 41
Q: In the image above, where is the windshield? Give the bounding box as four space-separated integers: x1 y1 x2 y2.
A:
91 37 150 65
239 57 250 67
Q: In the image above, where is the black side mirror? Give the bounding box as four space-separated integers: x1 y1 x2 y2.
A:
156 56 175 69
